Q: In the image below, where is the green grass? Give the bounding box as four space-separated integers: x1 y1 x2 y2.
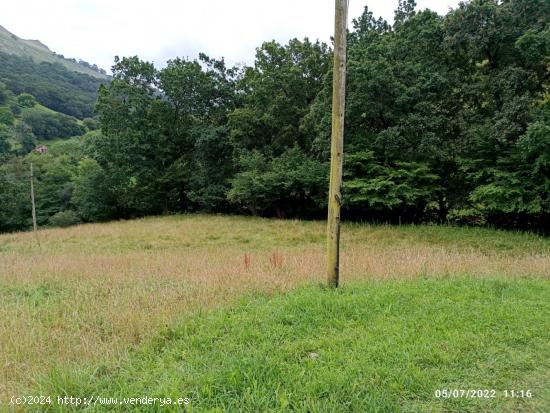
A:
37 277 550 413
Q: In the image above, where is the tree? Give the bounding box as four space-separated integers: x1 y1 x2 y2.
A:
0 81 8 105
0 158 31 232
24 154 77 225
229 38 330 155
72 158 116 221
17 93 37 108
14 122 36 155
343 151 441 222
82 117 100 131
186 125 234 211
0 107 15 126
0 124 11 157
94 54 243 218
228 147 327 217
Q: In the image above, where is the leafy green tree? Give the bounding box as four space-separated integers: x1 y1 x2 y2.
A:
442 0 550 228
229 39 330 155
228 147 327 217
14 122 36 155
31 154 76 225
0 124 12 157
94 54 242 217
0 107 15 125
82 117 100 131
9 103 21 116
95 56 179 216
72 158 116 221
49 210 81 227
343 151 441 222
186 125 234 211
0 81 8 105
0 158 30 232
17 93 37 108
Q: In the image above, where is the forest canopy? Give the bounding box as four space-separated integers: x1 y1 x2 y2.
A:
0 0 548 233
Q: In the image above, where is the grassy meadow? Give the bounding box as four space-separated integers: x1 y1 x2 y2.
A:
0 215 549 411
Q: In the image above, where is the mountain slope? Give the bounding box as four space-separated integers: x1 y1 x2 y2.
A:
0 52 105 118
0 24 108 79
0 25 110 119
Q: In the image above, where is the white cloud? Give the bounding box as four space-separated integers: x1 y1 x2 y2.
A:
1 0 462 72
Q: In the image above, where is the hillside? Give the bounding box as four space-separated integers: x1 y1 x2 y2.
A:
0 79 98 167
0 24 108 79
0 25 109 119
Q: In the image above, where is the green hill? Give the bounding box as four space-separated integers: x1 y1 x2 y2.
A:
0 24 108 79
0 80 95 158
0 25 109 119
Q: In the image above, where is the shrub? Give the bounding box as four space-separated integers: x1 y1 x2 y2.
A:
49 210 81 228
0 107 15 126
0 81 8 105
17 93 37 108
447 208 487 226
82 117 100 131
72 158 116 221
10 103 21 116
228 148 327 217
0 124 11 155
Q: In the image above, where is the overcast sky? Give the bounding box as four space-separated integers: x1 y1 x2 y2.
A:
2 0 462 72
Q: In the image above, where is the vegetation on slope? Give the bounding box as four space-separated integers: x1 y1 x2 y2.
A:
0 23 109 119
0 52 107 119
0 0 548 233
0 80 95 151
4 0 549 234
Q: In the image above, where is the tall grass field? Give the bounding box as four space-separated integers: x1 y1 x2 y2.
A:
0 215 549 412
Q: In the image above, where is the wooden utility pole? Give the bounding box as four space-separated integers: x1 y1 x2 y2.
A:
327 0 348 288
30 162 37 232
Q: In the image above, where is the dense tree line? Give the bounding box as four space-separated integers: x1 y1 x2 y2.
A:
0 0 548 233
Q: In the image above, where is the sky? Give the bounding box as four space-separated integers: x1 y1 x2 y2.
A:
1 0 462 72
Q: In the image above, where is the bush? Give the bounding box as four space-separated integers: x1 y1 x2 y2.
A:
17 93 37 108
10 103 21 116
49 210 81 228
0 107 15 126
0 81 8 105
228 148 327 217
343 151 442 221
447 208 487 226
72 158 116 221
82 117 100 131
0 124 11 155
